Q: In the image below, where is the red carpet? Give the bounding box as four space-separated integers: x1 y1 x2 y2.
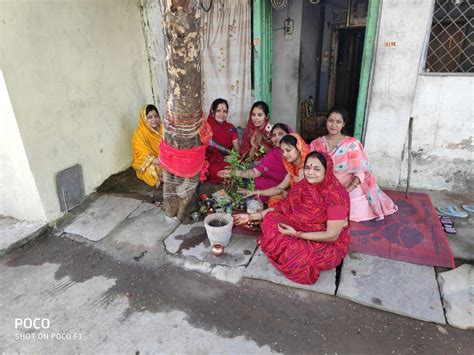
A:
350 191 455 268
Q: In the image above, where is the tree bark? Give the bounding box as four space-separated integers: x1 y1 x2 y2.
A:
162 0 202 221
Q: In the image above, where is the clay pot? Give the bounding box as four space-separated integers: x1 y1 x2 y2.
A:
212 243 225 257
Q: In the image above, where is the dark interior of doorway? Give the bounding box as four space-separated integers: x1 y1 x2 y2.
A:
298 0 368 141
333 27 365 135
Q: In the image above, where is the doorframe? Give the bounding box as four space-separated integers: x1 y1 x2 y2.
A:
353 0 380 141
252 0 273 115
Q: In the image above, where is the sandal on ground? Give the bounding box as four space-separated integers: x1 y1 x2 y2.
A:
462 204 474 213
437 205 468 218
443 225 457 234
438 215 454 227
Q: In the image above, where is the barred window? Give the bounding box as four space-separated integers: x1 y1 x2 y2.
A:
425 0 473 73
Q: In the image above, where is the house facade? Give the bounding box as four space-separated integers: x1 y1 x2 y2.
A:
1 0 471 222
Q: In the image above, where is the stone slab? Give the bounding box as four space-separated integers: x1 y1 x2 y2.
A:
64 195 141 241
337 253 446 324
0 217 48 255
438 264 474 330
243 249 337 295
211 265 246 284
164 221 258 267
426 189 474 262
95 203 180 266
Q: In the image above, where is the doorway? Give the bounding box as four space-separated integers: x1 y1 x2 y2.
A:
329 27 366 134
305 0 369 140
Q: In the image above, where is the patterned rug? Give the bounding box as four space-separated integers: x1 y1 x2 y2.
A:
350 191 455 268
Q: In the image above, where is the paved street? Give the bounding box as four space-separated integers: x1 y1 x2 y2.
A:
1 227 473 354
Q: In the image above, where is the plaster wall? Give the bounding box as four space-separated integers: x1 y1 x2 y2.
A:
0 71 46 221
401 75 473 191
298 2 321 104
271 0 303 129
363 0 434 188
0 0 152 221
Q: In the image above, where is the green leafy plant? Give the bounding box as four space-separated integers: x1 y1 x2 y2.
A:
223 147 264 208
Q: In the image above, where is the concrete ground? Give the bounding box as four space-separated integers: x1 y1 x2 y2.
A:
1 169 473 353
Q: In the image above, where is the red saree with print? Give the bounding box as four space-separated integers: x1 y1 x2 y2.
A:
259 153 350 285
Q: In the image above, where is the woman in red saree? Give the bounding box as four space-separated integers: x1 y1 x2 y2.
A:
240 101 273 160
206 98 240 184
234 151 350 285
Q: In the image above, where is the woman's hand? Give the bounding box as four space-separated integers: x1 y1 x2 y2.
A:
233 213 250 225
217 169 231 178
250 133 259 149
237 187 257 198
278 223 297 236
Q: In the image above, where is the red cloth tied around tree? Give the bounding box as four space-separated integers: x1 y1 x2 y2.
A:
259 152 350 285
159 140 209 182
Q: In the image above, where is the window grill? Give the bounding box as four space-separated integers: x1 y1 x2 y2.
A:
425 0 473 73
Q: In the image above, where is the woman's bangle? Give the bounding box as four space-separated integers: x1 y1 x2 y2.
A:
294 231 303 238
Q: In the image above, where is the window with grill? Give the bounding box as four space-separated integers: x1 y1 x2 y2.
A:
425 0 473 73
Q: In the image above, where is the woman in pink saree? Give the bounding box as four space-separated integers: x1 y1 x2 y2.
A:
217 123 291 202
310 107 397 222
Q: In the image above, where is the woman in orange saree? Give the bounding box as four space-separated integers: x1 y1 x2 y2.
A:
240 133 309 206
131 104 163 187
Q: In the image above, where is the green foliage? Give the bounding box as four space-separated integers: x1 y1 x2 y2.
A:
223 148 264 208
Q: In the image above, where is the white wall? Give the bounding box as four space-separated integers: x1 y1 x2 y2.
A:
364 0 473 192
0 71 46 221
402 75 473 191
271 0 303 130
0 0 153 221
363 0 434 188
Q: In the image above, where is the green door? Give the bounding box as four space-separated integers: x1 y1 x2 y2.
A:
252 0 272 113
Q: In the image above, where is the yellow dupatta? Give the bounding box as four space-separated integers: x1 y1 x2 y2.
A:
131 105 163 187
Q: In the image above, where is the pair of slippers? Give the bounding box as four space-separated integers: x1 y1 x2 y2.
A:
437 204 473 218
438 215 456 234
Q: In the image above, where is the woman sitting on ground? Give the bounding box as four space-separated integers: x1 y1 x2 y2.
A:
240 101 274 160
234 151 350 285
206 98 240 184
241 133 309 202
217 123 292 202
131 104 163 188
310 106 397 221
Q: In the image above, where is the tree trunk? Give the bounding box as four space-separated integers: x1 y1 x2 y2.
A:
162 0 202 221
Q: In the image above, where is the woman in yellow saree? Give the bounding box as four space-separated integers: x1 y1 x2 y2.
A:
131 104 163 187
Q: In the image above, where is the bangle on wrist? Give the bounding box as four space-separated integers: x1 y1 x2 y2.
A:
294 231 303 238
